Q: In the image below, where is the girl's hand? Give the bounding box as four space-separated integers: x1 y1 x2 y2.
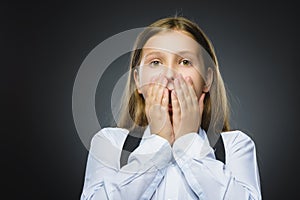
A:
145 74 175 145
171 74 206 140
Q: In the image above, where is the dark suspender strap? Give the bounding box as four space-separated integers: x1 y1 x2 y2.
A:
120 128 226 168
120 126 144 168
213 135 226 164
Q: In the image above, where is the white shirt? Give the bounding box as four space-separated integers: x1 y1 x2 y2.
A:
80 126 262 200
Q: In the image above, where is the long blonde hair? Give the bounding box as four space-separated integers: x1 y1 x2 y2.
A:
117 16 230 134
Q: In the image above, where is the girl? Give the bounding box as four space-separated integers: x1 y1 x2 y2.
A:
81 17 261 200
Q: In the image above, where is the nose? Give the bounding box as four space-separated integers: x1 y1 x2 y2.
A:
163 67 177 90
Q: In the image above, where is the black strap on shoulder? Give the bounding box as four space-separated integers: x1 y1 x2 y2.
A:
120 128 226 168
213 135 226 164
119 126 144 168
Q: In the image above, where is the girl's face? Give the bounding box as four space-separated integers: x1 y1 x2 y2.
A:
134 30 211 100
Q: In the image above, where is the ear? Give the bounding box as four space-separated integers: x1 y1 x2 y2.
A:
203 67 213 93
133 69 142 94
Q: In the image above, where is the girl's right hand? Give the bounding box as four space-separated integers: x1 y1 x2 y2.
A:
145 74 174 145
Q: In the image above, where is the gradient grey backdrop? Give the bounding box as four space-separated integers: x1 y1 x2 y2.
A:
2 1 299 199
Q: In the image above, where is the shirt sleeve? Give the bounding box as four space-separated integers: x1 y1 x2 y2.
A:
80 128 172 200
172 130 262 200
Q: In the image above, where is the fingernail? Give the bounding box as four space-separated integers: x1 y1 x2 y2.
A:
174 78 179 85
180 74 184 82
163 77 168 85
172 90 176 97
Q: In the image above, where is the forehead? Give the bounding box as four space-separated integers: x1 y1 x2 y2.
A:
143 30 200 55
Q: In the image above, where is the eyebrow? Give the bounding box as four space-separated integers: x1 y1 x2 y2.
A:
177 50 196 55
142 49 197 58
142 51 164 59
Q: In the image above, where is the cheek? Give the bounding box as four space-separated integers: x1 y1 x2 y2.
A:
183 73 205 99
138 70 162 97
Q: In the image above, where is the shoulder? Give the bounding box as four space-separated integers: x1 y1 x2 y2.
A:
221 130 257 156
221 130 254 144
91 127 129 149
88 127 129 170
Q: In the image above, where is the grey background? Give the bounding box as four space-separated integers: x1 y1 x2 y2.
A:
1 0 299 199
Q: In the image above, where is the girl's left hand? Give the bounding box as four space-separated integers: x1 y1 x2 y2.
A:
171 74 206 140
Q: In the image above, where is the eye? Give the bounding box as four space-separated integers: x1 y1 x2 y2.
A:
180 59 192 66
149 60 162 67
